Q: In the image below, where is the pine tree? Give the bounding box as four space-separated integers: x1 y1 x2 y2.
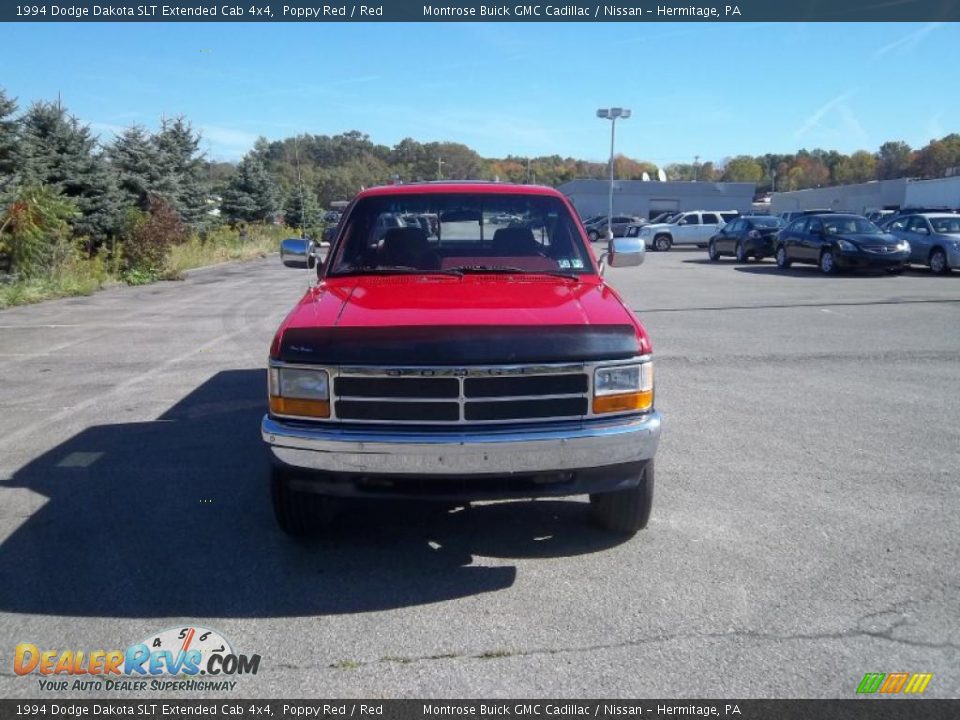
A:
18 101 122 244
154 117 210 228
220 155 278 224
282 187 320 235
107 125 170 209
0 89 17 186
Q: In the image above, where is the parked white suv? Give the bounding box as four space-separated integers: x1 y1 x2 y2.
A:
639 210 740 251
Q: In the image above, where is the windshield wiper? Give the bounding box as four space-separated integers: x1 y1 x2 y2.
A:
337 265 463 276
449 265 580 281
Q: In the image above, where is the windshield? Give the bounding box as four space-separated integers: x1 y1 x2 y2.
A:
930 216 960 234
651 212 678 224
751 217 781 228
328 193 593 276
823 217 883 235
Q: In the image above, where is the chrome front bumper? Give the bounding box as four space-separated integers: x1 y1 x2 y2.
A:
262 412 661 476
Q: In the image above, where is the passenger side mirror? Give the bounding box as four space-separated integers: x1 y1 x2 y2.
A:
280 238 316 269
606 235 645 268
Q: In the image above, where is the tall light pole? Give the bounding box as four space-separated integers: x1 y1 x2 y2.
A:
597 107 631 240
436 157 445 180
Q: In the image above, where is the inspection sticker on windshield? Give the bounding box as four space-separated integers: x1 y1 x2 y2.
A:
558 259 571 269
570 259 584 269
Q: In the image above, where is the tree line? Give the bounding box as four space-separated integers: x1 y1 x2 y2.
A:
3 84 958 280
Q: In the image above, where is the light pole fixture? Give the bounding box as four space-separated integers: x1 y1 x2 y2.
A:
597 107 631 240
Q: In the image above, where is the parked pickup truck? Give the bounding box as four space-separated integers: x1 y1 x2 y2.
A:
262 182 661 537
638 210 740 251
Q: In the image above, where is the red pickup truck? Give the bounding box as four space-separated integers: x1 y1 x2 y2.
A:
262 182 661 536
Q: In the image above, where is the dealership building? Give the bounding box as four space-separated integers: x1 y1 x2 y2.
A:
770 176 960 215
557 179 757 220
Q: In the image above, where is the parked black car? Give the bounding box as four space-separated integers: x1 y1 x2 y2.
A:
775 214 910 274
708 216 782 262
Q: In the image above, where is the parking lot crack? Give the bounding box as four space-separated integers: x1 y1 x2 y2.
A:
323 622 958 672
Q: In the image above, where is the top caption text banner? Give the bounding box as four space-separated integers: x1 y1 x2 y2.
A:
4 0 960 22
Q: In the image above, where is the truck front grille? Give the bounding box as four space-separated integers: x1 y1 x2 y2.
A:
331 365 590 424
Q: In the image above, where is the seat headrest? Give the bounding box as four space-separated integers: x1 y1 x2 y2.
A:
492 227 538 254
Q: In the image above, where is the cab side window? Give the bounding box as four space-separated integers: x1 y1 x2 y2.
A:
906 217 929 234
701 213 720 225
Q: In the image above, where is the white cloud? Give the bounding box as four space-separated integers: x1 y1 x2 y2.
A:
872 22 943 59
197 125 260 159
794 92 853 140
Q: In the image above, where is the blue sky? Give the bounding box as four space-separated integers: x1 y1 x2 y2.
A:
1 22 957 165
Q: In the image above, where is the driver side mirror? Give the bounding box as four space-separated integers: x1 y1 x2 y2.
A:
281 238 326 269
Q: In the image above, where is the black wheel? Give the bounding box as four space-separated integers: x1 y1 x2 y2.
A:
654 235 672 252
270 464 335 537
775 246 791 269
929 248 950 274
589 461 655 535
588 230 600 242
707 240 720 261
736 242 749 263
819 249 838 275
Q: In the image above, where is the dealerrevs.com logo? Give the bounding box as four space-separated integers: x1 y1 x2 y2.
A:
15 626 261 693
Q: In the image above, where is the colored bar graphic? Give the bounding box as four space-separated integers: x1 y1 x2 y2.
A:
857 673 886 694
879 673 910 693
903 673 934 694
857 672 933 694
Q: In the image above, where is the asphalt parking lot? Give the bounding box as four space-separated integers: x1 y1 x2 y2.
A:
0 249 958 698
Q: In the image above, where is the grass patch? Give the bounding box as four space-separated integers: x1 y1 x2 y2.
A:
0 224 292 309
381 655 414 665
329 659 362 671
164 225 287 278
0 255 110 309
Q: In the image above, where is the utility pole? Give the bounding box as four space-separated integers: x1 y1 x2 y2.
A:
694 155 700 182
596 108 631 240
436 157 445 181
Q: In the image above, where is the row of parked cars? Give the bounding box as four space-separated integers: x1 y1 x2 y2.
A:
581 206 960 274
582 210 741 249
708 208 960 274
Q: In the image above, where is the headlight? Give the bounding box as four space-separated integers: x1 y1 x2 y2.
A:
269 365 330 418
897 241 910 251
593 362 654 414
837 239 858 251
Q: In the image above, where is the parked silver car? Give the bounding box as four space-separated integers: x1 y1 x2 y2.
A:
886 213 960 274
584 215 644 242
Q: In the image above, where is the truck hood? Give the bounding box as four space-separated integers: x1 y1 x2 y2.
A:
276 275 646 365
641 223 675 232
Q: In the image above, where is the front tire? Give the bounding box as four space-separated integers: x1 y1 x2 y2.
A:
270 465 335 537
654 235 672 252
589 461 655 535
588 230 600 243
776 246 791 269
708 240 720 261
930 248 949 274
820 249 838 275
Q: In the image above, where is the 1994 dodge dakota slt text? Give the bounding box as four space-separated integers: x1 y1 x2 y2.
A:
261 182 662 536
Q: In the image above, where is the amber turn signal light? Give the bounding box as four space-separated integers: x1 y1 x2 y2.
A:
269 396 330 418
592 390 653 415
